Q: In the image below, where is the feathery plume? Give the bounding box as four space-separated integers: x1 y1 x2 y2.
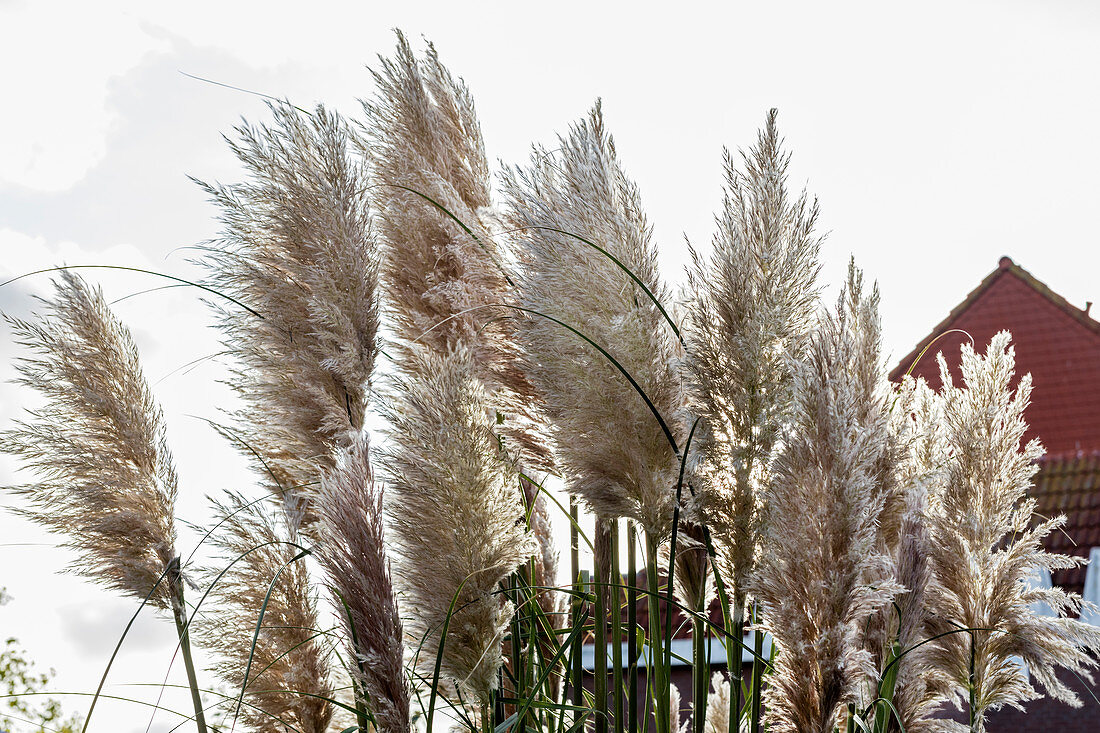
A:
197 102 380 529
703 673 734 733
192 564 332 733
660 520 715 616
197 494 333 733
314 435 409 733
670 683 690 733
923 333 1100 730
870 377 947 732
380 343 536 702
683 109 821 615
1 271 178 608
365 30 551 473
751 265 900 733
501 103 683 539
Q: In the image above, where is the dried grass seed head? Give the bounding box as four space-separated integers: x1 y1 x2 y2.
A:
501 102 683 539
923 332 1100 727
1 271 178 608
314 434 409 733
365 31 551 473
197 102 380 528
751 264 901 733
196 493 334 733
379 342 536 702
683 109 822 610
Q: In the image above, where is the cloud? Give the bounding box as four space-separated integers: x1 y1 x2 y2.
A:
0 3 167 191
57 597 172 659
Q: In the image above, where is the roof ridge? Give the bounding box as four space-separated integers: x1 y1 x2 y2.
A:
999 257 1100 337
889 256 1100 381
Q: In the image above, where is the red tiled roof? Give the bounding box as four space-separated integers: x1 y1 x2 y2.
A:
891 257 1100 456
1032 451 1100 596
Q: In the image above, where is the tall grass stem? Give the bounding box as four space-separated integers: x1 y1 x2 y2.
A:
610 521 624 733
646 533 670 733
627 523 638 733
168 558 208 733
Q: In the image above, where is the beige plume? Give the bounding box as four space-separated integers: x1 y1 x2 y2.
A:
923 333 1100 730
364 30 551 473
197 494 334 733
314 435 409 733
683 109 821 617
751 265 900 733
1 271 178 608
379 343 536 702
195 101 377 729
501 102 683 540
196 102 380 529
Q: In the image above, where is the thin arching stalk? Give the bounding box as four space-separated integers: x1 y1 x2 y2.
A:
168 558 208 733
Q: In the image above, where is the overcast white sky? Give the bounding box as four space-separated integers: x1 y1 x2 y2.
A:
1 1 1099 731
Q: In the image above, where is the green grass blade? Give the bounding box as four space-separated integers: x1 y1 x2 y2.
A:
0 265 263 318
230 549 310 731
79 562 176 733
502 224 682 346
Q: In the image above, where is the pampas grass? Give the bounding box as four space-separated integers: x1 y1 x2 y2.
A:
364 31 551 474
751 266 900 733
501 103 682 541
703 673 733 733
923 333 1100 731
684 110 821 621
660 520 714 618
502 103 685 733
0 271 210 731
197 493 334 733
873 377 946 732
197 102 380 531
6 38 1100 733
195 99 378 732
314 434 409 733
1 271 179 607
365 34 551 714
380 343 536 704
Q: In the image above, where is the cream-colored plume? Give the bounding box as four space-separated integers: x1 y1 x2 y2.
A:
751 265 900 733
703 673 734 733
379 343 536 702
365 33 549 705
866 377 947 732
660 520 715 616
1 272 178 608
501 103 683 540
683 109 821 616
196 102 380 529
197 494 333 733
195 101 375 730
364 30 551 473
314 434 409 733
923 333 1100 730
